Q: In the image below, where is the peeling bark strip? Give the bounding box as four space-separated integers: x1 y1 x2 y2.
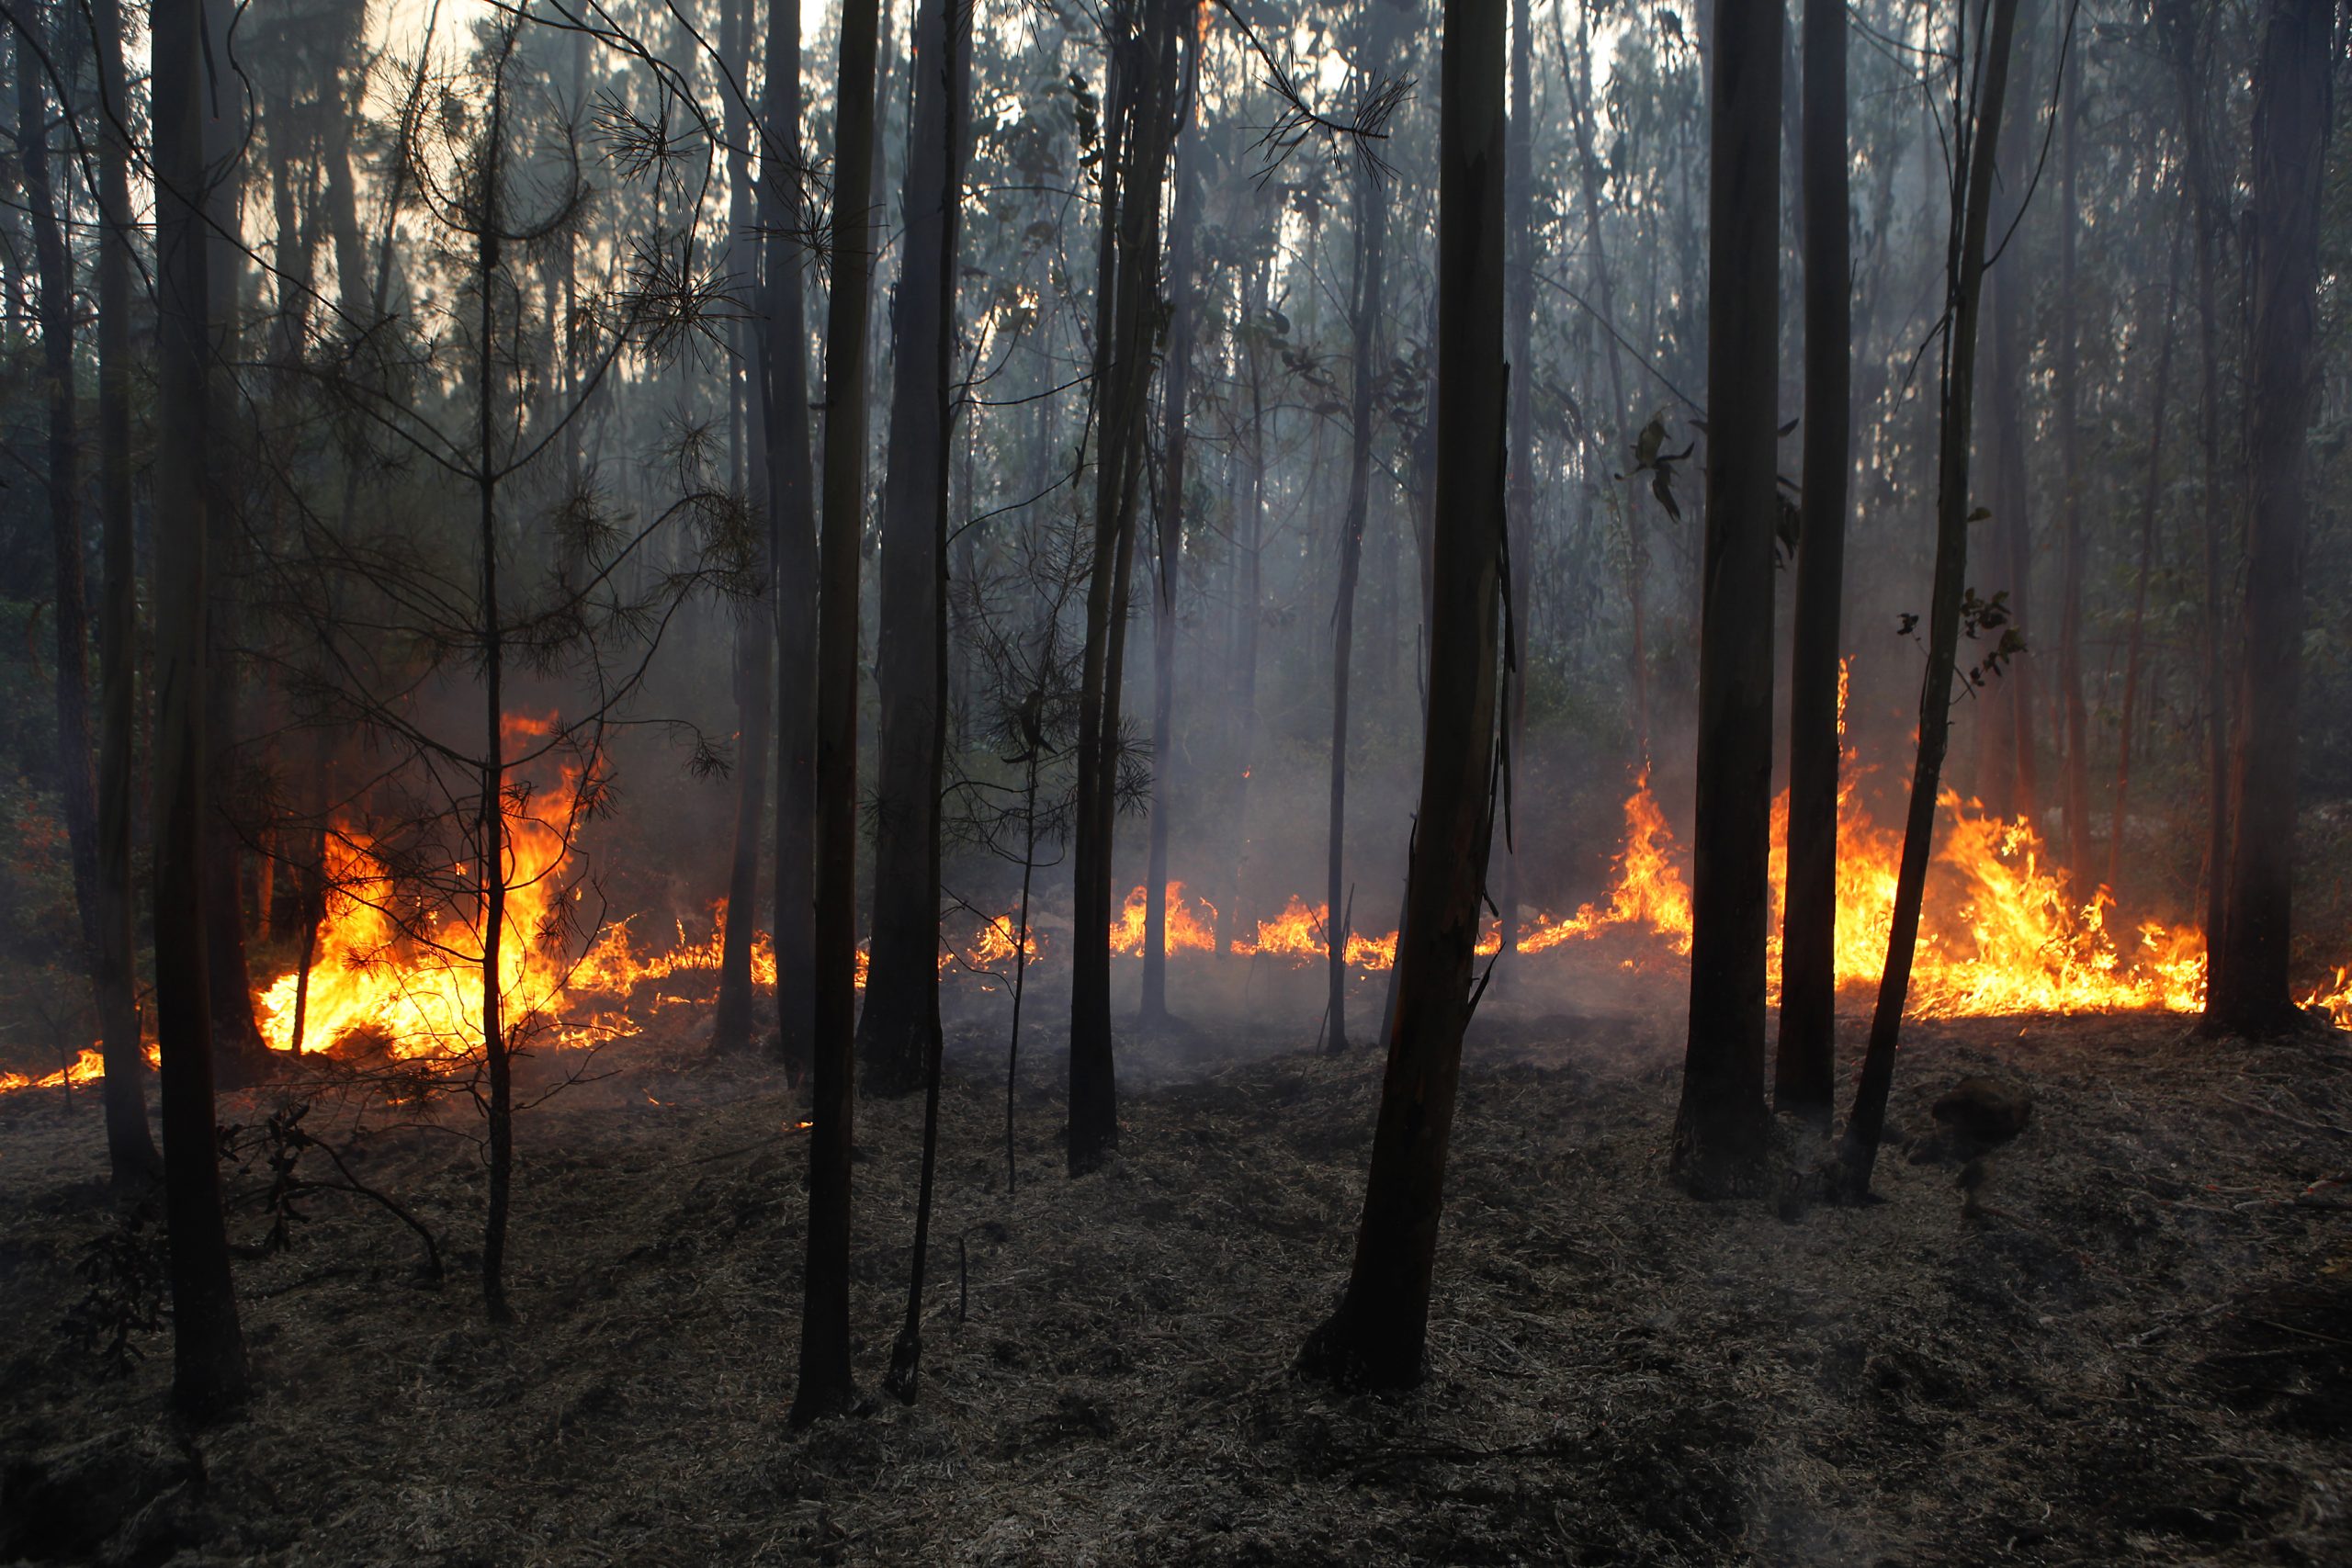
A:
1299 0 1506 1393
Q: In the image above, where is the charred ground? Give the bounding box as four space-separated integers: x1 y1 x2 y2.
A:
2 1007 2348 1566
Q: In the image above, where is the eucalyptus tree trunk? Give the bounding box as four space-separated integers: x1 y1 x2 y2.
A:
1837 0 2025 1201
767 0 821 1071
2202 0 2332 1040
1774 0 1849 1122
198 0 269 1085
1068 0 1182 1176
1671 0 1781 1198
1327 93 1389 1056
153 0 249 1422
1297 0 1505 1393
2109 224 2184 894
91 0 162 1187
2055 54 2091 875
882 0 974 1396
1139 26 1202 1032
1494 0 1531 972
712 0 774 1055
794 0 884 1427
862 0 970 1097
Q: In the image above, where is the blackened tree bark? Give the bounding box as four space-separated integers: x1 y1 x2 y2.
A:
865 0 969 1062
1494 0 1531 974
1774 0 1849 1122
793 0 884 1427
1326 0 1398 1055
1296 0 1505 1393
2201 0 2332 1039
767 0 821 1072
2109 222 2184 893
882 0 975 1398
859 0 972 1098
711 0 775 1055
1140 7 1202 1032
1837 0 2025 1201
153 0 249 1421
91 0 163 1187
1671 0 1781 1197
1068 0 1182 1176
199 0 270 1088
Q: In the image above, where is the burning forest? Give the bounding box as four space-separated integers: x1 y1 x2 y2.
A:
3 0 2350 1562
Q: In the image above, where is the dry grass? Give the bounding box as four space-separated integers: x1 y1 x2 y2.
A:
3 987 2350 1565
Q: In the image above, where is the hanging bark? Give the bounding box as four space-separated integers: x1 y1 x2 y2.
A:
1836 0 2026 1201
91 0 163 1188
1296 0 1506 1393
1670 0 1782 1197
1139 9 1202 1032
793 0 885 1427
1773 0 1849 1122
2201 0 2332 1040
153 0 250 1422
1067 0 1182 1177
861 0 970 1097
768 0 821 1072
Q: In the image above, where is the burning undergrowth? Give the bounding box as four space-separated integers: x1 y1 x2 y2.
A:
3 1008 2347 1564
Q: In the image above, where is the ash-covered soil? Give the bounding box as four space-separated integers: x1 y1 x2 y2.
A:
3 996 2349 1566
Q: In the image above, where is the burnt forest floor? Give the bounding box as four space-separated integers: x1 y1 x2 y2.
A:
3 992 2350 1566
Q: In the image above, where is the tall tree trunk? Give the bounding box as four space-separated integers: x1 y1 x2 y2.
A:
860 0 969 1095
881 0 971 1400
1140 13 1202 1032
1495 0 1532 971
2109 220 2183 894
1774 0 1849 1122
1837 0 2025 1201
2055 48 2091 875
199 0 269 1085
793 0 884 1427
2201 0 2332 1039
1671 0 1781 1197
91 0 162 1188
153 0 249 1421
712 0 774 1055
1328 82 1389 1055
1296 0 1506 1393
768 0 820 1072
17 15 102 1129
1980 3 2040 823
1067 0 1181 1176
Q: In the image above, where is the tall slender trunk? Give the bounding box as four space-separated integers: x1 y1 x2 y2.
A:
91 0 162 1187
2055 50 2091 874
199 0 268 1084
1329 13 1394 1054
861 0 970 1096
768 0 820 1072
1068 0 1181 1176
1837 0 2025 1201
712 0 774 1055
2109 221 2183 894
1982 3 2041 822
153 0 249 1422
1297 0 1505 1393
793 0 884 1427
2202 0 2332 1039
1140 13 1201 1031
1774 0 1849 1122
1671 0 1781 1197
1495 0 1532 969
